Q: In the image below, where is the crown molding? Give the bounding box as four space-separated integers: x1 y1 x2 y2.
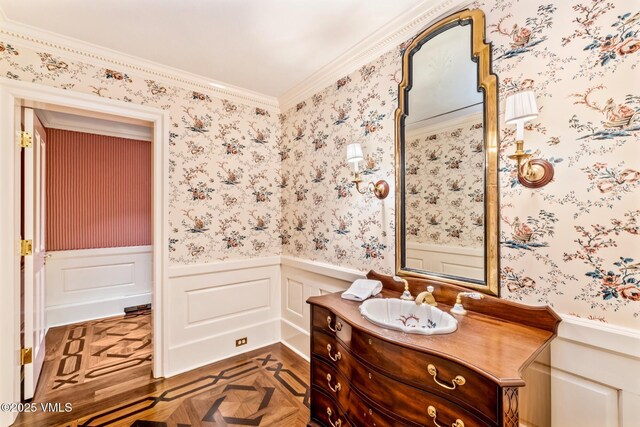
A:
0 15 280 112
36 109 153 141
0 1 473 114
277 0 473 112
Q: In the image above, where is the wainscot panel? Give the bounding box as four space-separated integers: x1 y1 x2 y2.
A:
280 256 364 360
548 317 640 427
167 257 281 376
45 245 152 327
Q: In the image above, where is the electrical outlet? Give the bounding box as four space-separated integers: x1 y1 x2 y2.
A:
235 337 248 347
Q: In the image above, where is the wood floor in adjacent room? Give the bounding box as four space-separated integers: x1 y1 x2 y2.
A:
14 314 310 427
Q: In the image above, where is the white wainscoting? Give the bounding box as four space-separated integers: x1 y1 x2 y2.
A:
280 256 363 360
167 256 281 376
45 245 152 328
405 241 483 281
43 251 640 426
548 317 639 427
279 256 640 427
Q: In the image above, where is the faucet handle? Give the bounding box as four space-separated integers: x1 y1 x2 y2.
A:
396 276 413 300
451 291 484 315
427 286 434 293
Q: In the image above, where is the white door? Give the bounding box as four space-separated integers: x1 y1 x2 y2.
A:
22 108 47 400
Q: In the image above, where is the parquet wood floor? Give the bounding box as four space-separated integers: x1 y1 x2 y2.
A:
13 315 310 427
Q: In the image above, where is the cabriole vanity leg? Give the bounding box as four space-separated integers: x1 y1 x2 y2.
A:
501 387 519 427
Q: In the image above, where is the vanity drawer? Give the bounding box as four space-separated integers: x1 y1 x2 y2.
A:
312 329 348 368
310 387 353 427
313 306 344 335
312 366 409 427
313 346 492 427
350 328 499 423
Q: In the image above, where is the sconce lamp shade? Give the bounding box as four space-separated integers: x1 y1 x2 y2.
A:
505 91 538 124
346 143 364 163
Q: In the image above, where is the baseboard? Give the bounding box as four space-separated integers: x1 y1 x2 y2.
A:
166 318 281 377
280 318 311 361
46 292 152 328
280 339 310 363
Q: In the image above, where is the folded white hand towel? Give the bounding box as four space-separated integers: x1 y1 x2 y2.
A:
341 279 383 301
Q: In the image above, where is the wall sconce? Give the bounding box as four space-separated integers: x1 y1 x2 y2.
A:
346 143 389 199
505 91 554 188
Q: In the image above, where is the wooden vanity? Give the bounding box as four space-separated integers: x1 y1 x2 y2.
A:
307 271 561 427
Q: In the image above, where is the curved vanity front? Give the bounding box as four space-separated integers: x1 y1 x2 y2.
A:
307 272 561 427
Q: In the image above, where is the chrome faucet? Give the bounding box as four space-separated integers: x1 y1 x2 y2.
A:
415 286 437 306
450 292 484 315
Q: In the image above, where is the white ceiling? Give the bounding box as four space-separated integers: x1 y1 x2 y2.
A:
407 24 482 125
0 0 421 97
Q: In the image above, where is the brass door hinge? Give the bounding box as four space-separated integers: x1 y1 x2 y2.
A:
20 239 33 256
21 347 32 365
18 131 32 148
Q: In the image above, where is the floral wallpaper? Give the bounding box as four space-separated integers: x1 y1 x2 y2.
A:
0 0 638 328
405 117 485 247
279 57 398 267
281 0 640 328
0 39 282 265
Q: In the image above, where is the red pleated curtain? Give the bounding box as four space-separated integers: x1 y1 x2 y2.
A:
45 129 152 251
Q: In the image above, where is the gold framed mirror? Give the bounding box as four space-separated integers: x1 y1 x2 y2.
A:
395 9 499 295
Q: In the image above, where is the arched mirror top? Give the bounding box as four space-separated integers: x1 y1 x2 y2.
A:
395 9 499 295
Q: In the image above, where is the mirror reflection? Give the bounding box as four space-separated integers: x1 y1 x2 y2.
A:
402 23 485 283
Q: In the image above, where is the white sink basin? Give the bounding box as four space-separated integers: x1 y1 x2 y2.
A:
359 298 458 335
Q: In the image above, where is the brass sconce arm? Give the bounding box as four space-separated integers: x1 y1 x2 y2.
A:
346 142 389 199
352 172 390 199
507 140 554 188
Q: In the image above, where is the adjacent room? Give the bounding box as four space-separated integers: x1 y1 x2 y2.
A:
19 107 154 410
0 1 637 426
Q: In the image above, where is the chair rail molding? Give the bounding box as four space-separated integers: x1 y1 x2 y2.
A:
168 256 281 278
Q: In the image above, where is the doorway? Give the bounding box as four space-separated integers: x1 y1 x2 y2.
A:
21 106 154 401
0 79 169 427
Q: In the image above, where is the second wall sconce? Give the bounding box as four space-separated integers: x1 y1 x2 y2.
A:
346 143 389 199
505 91 554 188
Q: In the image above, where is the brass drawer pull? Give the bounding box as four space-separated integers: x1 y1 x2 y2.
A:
327 407 342 427
326 373 342 393
428 405 464 427
327 316 342 332
327 344 342 362
427 364 466 390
